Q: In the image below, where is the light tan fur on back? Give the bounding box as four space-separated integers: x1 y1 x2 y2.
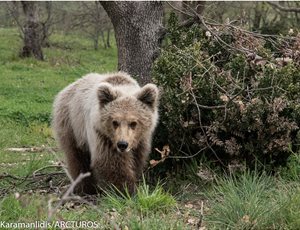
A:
52 71 159 194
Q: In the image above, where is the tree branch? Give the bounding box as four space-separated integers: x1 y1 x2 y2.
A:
268 1 300 13
158 16 200 40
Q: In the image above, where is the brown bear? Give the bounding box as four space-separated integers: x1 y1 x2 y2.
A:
52 72 159 194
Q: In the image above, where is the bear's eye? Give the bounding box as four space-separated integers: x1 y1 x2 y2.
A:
112 120 119 128
129 121 137 129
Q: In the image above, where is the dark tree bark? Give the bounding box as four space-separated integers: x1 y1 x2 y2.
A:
20 1 43 60
101 2 164 85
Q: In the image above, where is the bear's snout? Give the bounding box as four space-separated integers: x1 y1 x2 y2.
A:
117 140 129 152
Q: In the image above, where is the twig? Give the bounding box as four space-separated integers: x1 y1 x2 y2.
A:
166 1 194 17
193 103 225 110
168 147 208 159
189 85 226 167
47 172 91 221
0 172 23 180
158 2 201 40
32 164 63 176
197 201 204 228
5 147 58 153
5 2 24 35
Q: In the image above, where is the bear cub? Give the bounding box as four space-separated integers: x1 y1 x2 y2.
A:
52 72 159 194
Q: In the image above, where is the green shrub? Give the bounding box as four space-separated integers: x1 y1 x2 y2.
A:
152 13 300 170
279 151 300 181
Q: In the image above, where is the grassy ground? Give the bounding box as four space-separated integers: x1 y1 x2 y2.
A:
0 28 300 229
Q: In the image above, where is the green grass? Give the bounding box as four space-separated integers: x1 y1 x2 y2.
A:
0 28 117 175
279 151 300 181
0 29 104 145
102 178 176 213
280 186 300 229
205 170 300 229
0 180 184 229
206 172 278 229
98 179 183 229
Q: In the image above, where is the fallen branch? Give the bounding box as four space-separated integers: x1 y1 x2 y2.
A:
0 164 67 197
47 172 91 221
5 146 58 153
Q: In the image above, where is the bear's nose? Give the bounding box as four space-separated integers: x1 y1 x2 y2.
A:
117 141 128 152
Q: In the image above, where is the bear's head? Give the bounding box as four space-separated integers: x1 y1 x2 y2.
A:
96 83 159 153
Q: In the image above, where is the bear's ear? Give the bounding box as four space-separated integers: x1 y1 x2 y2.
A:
136 84 159 109
98 83 117 106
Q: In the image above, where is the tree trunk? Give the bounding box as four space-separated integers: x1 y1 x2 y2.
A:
100 30 107 49
101 2 163 85
94 34 99 50
20 1 43 60
106 29 111 48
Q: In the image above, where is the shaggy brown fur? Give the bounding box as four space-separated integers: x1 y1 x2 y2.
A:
52 72 159 194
